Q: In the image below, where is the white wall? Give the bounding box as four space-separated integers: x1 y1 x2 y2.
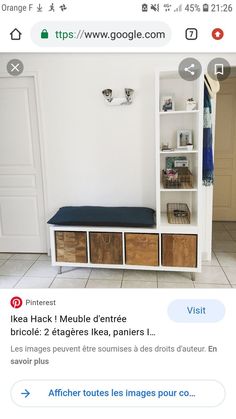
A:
1 53 236 257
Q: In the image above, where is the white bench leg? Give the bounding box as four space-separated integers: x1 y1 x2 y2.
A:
190 272 196 281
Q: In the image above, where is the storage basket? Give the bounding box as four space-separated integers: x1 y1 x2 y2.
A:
162 168 193 189
55 231 87 263
167 203 191 224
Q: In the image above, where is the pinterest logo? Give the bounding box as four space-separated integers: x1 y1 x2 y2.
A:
10 296 23 309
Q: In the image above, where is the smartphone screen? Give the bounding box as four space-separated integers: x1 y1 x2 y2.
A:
0 1 235 418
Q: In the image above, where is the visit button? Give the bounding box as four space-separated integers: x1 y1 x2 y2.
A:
168 300 225 322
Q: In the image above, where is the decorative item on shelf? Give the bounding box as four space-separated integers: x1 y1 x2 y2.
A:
177 129 193 150
102 88 134 106
174 159 189 168
161 142 175 152
166 169 178 180
166 156 188 169
162 167 193 189
162 169 180 188
160 95 175 112
186 98 197 111
167 203 191 224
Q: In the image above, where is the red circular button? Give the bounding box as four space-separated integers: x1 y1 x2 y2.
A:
10 296 23 309
212 28 224 40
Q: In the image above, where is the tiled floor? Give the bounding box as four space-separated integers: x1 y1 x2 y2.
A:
0 222 236 289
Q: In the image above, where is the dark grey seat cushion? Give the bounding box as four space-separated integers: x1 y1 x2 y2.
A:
48 206 155 227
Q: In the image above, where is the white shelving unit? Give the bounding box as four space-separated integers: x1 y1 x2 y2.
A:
49 69 203 278
156 70 203 274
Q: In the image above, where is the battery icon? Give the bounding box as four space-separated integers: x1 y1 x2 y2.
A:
203 4 209 12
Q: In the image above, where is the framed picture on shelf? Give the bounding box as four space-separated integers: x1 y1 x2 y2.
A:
177 129 193 149
160 96 175 112
186 98 197 111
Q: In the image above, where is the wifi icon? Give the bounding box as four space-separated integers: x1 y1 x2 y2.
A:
174 4 182 12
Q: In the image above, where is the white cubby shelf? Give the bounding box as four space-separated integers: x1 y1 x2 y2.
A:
155 69 203 273
160 150 198 154
159 110 200 115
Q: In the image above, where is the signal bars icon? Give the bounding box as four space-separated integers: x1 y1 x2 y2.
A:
174 4 182 12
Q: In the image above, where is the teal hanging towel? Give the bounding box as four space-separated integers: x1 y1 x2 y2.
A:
203 82 214 186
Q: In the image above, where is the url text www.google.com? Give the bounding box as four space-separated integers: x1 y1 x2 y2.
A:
56 29 166 41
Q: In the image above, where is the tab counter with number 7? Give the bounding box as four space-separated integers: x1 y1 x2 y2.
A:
185 28 198 40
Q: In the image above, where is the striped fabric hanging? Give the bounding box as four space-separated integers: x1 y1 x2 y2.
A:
202 83 214 186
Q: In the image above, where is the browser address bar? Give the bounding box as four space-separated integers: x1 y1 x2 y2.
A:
32 21 171 47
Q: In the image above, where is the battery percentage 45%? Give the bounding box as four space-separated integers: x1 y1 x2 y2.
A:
185 4 201 12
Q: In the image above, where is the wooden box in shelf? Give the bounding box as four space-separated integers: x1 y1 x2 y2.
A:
125 233 159 266
90 232 123 264
55 231 87 263
162 234 197 268
162 168 193 189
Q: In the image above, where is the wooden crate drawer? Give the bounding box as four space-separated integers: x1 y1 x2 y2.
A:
125 233 159 266
90 232 123 264
162 234 197 268
55 231 87 263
